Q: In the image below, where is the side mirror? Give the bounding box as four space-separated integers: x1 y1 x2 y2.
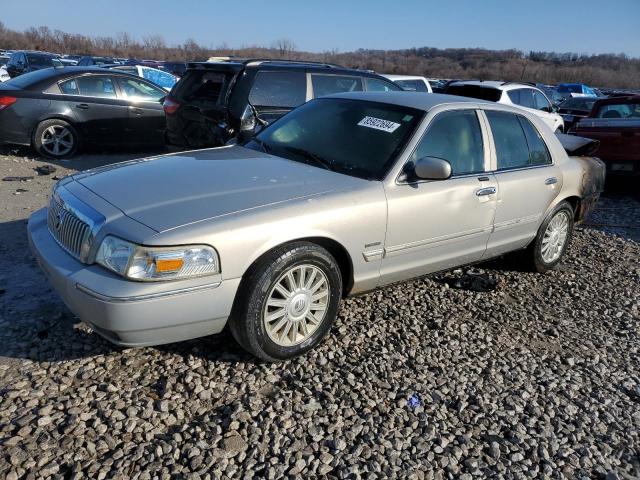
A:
158 95 166 104
413 156 452 180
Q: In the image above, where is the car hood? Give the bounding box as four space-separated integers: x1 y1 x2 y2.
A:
73 146 365 232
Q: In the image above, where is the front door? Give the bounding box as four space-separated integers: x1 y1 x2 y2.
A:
381 109 497 285
114 76 166 145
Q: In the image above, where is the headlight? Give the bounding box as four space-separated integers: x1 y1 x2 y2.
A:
96 235 220 281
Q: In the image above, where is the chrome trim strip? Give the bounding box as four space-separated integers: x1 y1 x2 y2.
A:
75 282 221 303
385 227 491 255
493 214 540 231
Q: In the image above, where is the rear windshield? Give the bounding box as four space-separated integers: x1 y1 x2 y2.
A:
446 85 502 102
172 70 233 106
5 67 56 88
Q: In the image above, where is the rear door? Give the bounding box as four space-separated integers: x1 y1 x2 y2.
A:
483 110 562 256
58 74 131 145
248 70 308 125
114 75 166 145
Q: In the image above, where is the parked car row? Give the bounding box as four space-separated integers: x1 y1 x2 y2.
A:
0 54 637 176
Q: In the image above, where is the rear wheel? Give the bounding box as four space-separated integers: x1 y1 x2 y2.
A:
229 242 342 362
527 201 574 273
33 119 79 158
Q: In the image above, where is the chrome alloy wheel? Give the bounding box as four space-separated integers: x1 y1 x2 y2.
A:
41 125 74 156
263 264 329 347
541 210 570 263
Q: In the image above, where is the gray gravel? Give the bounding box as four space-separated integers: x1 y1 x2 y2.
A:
1 148 639 479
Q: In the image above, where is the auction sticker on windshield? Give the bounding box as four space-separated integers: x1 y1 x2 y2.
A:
357 116 401 133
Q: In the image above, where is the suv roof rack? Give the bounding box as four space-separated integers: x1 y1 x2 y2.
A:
241 58 346 69
200 57 346 69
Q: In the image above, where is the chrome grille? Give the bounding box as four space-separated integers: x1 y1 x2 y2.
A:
47 195 91 260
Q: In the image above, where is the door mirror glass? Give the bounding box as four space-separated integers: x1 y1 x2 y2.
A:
414 156 452 180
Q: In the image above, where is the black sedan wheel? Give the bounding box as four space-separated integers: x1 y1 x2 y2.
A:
33 119 79 158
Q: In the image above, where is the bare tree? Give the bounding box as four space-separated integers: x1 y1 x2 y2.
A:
272 38 296 58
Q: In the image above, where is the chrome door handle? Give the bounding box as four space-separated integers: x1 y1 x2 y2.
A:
129 106 144 115
545 177 558 185
476 187 496 196
75 103 89 109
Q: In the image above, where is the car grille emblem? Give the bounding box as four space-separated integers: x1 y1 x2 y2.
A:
54 212 63 230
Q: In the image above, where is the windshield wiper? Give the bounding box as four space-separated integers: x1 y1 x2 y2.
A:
282 146 334 172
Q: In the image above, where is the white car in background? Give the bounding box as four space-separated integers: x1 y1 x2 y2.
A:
0 67 9 82
108 65 178 92
382 74 433 93
446 81 565 132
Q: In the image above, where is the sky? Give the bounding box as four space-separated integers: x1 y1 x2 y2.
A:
2 0 640 57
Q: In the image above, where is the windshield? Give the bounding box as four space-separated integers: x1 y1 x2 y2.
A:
244 98 423 180
558 84 582 94
559 97 597 112
446 85 502 102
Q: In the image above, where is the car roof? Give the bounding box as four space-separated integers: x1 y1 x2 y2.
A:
327 91 489 111
451 80 537 91
382 74 427 81
7 66 143 89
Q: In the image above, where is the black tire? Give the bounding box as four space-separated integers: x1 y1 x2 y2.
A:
33 119 79 159
527 201 575 273
229 242 342 362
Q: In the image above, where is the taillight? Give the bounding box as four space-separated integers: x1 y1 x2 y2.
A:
162 97 180 115
0 96 17 110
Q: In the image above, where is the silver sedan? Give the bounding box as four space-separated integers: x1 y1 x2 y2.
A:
28 92 605 361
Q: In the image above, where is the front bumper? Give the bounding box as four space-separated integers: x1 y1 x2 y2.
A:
27 208 240 347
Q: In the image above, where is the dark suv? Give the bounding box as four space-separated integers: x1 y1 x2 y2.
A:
5 51 61 78
163 59 402 149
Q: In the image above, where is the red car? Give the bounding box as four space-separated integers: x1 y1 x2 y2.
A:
570 95 640 175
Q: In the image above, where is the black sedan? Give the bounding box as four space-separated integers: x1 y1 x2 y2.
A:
0 67 166 158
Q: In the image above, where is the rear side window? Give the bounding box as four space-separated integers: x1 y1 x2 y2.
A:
410 110 485 176
518 117 552 165
367 77 401 92
311 74 363 98
172 70 230 104
249 71 306 107
60 76 116 98
486 111 551 169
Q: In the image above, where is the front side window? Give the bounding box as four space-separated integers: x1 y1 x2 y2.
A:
508 89 535 108
245 98 422 180
312 74 363 98
60 76 117 98
248 71 306 108
533 90 551 111
410 110 485 176
367 77 402 92
486 111 550 169
117 77 165 100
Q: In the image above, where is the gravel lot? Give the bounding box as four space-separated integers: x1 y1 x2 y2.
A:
0 146 639 479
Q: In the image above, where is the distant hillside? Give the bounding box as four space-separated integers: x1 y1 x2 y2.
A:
2 22 639 89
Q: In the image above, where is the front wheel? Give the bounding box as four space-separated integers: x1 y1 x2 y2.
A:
229 242 343 362
527 201 574 273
